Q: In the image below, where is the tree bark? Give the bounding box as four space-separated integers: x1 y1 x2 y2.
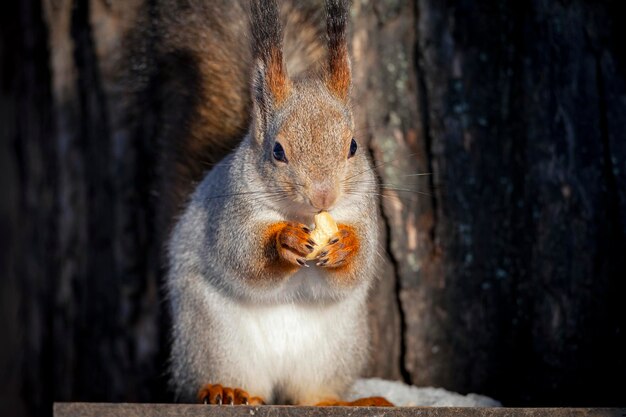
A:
408 0 626 405
2 1 166 416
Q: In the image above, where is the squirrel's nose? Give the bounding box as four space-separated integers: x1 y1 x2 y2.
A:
309 181 339 210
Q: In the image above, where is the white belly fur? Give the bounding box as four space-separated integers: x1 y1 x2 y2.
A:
205 281 365 404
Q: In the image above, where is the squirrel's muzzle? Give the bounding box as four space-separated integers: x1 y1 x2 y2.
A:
309 181 339 211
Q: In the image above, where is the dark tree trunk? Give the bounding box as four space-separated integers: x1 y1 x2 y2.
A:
1 1 166 416
401 0 626 406
1 1 625 416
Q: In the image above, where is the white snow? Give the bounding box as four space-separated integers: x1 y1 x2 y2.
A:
348 378 501 407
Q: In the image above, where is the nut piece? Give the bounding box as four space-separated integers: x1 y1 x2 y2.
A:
306 211 339 260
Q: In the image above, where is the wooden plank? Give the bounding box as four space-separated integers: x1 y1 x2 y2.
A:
54 403 626 417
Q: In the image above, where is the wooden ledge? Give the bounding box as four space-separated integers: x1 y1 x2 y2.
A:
54 403 626 417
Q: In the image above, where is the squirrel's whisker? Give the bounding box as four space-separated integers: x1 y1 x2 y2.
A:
343 190 420 204
342 152 421 183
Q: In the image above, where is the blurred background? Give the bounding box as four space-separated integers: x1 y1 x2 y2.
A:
1 0 625 416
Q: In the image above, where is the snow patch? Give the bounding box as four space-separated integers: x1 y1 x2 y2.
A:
348 378 501 407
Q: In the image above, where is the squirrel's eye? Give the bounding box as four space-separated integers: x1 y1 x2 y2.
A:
273 142 288 163
348 138 357 158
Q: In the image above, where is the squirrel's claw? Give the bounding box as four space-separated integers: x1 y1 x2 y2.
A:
198 384 264 406
314 226 357 269
275 222 315 267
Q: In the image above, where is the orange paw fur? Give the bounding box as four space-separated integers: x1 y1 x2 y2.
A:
315 224 359 269
272 221 315 267
315 396 394 407
197 384 264 405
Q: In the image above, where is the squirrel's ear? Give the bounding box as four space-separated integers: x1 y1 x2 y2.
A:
325 0 351 101
251 54 291 111
250 0 291 111
251 56 291 143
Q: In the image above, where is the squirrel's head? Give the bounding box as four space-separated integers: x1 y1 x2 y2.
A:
250 0 368 216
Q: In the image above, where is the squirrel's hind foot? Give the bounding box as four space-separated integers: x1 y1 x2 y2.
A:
197 384 264 406
315 396 394 407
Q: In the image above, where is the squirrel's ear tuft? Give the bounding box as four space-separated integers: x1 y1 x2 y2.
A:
325 0 351 101
250 0 291 108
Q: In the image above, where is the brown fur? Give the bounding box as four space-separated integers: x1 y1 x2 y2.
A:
325 0 351 100
327 42 351 100
266 48 292 106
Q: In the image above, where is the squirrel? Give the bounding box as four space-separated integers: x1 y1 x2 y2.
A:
162 0 392 406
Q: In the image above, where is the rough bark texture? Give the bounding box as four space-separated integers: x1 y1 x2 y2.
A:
1 1 625 417
1 1 165 417
408 0 626 406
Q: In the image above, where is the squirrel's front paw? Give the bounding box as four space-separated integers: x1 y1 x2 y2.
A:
315 225 359 269
198 383 264 405
275 222 315 266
